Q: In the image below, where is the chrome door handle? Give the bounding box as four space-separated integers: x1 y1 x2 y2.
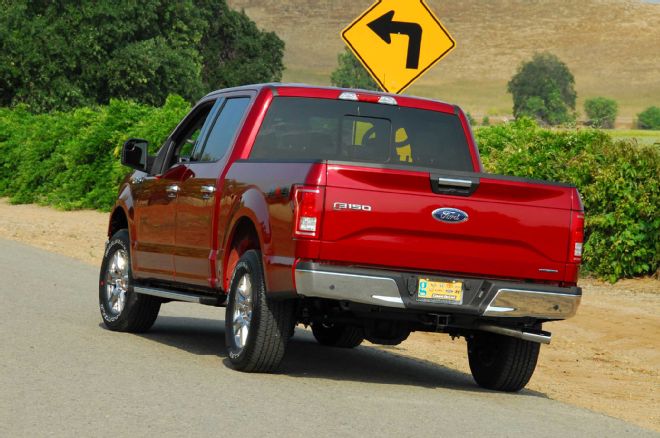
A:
166 185 180 198
201 185 216 199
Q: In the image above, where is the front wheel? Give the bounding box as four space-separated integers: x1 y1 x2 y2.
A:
225 250 295 372
467 331 540 392
99 230 160 332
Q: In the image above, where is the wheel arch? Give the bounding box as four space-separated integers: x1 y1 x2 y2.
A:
108 206 129 239
222 215 264 292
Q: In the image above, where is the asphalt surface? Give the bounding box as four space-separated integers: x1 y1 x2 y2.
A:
1 238 657 437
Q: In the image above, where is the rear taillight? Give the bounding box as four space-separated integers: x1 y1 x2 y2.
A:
292 185 325 239
569 210 585 263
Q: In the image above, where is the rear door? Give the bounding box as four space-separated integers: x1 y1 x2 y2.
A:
174 95 253 287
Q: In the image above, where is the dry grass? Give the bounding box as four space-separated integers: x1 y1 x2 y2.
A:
227 0 660 121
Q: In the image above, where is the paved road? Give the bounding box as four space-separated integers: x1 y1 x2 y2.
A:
0 239 656 437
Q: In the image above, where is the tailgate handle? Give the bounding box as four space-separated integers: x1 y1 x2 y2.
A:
431 174 479 196
437 177 473 188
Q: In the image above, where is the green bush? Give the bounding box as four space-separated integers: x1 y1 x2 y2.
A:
584 97 618 129
476 119 659 281
637 106 660 130
0 96 190 211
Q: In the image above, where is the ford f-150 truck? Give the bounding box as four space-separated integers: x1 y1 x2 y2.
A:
100 84 584 392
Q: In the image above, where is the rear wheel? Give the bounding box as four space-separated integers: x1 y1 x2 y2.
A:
99 230 160 333
225 250 295 372
467 331 540 392
311 323 364 348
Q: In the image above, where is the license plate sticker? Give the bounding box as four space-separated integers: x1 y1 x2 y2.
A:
417 278 464 304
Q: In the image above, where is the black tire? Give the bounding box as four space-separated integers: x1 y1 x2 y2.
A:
225 250 295 372
99 229 160 333
467 331 540 392
311 323 364 348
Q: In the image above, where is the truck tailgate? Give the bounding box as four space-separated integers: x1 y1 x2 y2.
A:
320 164 574 282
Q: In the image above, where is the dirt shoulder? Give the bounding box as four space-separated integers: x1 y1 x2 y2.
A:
1 198 658 432
0 199 108 266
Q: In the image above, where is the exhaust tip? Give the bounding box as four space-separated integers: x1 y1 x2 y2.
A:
478 323 551 344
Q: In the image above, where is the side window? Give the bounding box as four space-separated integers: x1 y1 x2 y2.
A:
166 102 215 169
197 97 251 162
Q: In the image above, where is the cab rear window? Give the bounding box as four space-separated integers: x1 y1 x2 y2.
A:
249 97 473 172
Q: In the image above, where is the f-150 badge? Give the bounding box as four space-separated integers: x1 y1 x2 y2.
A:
334 202 372 212
432 208 468 223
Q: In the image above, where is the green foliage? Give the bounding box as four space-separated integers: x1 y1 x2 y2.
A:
198 1 284 90
477 119 659 281
507 53 577 126
0 1 284 111
637 106 660 130
482 116 490 126
330 48 379 91
0 96 190 211
466 112 476 126
584 97 618 129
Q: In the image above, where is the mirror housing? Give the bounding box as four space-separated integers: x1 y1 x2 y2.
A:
121 138 150 172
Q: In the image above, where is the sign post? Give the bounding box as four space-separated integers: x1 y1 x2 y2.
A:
342 0 456 94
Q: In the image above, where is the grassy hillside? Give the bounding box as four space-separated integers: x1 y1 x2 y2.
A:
227 0 660 122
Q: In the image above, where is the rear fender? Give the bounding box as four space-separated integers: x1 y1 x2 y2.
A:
222 188 271 291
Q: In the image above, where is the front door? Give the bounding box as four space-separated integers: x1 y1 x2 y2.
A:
132 101 216 282
132 163 185 282
174 96 253 287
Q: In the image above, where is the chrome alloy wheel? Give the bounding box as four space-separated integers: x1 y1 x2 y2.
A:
105 249 129 316
232 274 253 350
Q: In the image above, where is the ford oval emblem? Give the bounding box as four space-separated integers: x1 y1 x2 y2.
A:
432 208 469 224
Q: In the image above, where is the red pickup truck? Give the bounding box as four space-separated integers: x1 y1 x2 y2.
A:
100 84 584 392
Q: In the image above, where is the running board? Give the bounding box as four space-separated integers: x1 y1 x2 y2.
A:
133 286 223 306
477 324 552 344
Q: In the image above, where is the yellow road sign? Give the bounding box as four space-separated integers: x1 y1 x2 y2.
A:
342 0 456 94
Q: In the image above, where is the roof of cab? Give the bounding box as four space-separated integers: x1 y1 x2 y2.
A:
202 83 458 114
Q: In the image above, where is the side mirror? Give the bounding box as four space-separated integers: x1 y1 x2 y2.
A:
121 138 150 172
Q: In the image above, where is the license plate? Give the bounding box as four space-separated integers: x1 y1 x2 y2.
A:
417 278 464 304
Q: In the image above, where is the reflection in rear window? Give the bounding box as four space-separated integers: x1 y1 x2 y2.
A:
250 97 473 172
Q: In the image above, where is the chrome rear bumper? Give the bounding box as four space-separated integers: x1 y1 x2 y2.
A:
483 288 580 319
294 263 581 320
294 269 405 308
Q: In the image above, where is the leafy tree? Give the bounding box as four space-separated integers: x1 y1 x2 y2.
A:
0 0 284 112
198 0 284 90
637 106 660 130
330 48 379 91
507 53 577 125
584 97 618 128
